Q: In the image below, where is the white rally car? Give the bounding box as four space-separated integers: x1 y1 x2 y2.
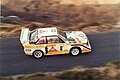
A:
20 27 92 58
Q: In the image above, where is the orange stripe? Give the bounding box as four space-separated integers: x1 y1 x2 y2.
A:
82 48 91 53
45 50 69 55
24 45 45 48
25 52 32 55
46 44 56 46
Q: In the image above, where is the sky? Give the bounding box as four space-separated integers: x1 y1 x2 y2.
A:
97 0 120 4
60 0 120 5
1 0 120 5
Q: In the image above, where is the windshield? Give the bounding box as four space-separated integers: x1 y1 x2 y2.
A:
58 34 68 42
58 30 76 43
67 38 76 43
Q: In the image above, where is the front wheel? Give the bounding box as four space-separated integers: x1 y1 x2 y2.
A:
33 50 44 59
70 47 81 56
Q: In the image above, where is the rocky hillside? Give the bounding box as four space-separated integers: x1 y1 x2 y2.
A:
1 0 120 38
1 0 120 26
1 0 120 5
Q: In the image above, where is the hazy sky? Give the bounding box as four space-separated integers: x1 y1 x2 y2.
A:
1 0 120 5
97 0 120 4
60 0 120 4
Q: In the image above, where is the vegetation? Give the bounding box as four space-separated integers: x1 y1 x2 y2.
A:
0 61 119 80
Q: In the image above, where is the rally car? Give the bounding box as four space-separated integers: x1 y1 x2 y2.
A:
20 27 92 59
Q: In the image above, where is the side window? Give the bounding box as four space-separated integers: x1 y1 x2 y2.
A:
36 37 46 44
30 30 38 42
47 36 64 44
47 37 59 44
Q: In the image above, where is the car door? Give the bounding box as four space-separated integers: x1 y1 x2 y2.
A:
46 36 68 55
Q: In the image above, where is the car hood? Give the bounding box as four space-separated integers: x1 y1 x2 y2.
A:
65 31 88 43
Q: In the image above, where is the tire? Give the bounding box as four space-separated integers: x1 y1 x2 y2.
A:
70 47 81 56
33 50 44 59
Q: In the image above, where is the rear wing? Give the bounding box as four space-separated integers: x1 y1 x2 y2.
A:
20 27 58 44
20 28 29 45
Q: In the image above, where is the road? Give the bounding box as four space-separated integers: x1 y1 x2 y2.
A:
0 31 120 76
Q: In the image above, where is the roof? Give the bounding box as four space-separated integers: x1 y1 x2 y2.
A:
37 27 58 37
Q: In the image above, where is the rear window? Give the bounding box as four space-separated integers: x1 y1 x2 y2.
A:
30 30 38 41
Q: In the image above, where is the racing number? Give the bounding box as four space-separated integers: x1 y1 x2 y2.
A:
45 46 48 54
51 29 57 32
60 46 63 51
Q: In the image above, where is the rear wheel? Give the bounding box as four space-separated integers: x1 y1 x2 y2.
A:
33 50 43 59
70 47 81 56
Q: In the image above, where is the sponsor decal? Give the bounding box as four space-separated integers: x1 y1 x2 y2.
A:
76 38 81 43
51 29 57 32
39 29 57 34
60 46 63 51
36 35 39 39
39 30 47 34
49 46 57 52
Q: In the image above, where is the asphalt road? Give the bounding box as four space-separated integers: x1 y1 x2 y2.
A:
0 31 120 76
